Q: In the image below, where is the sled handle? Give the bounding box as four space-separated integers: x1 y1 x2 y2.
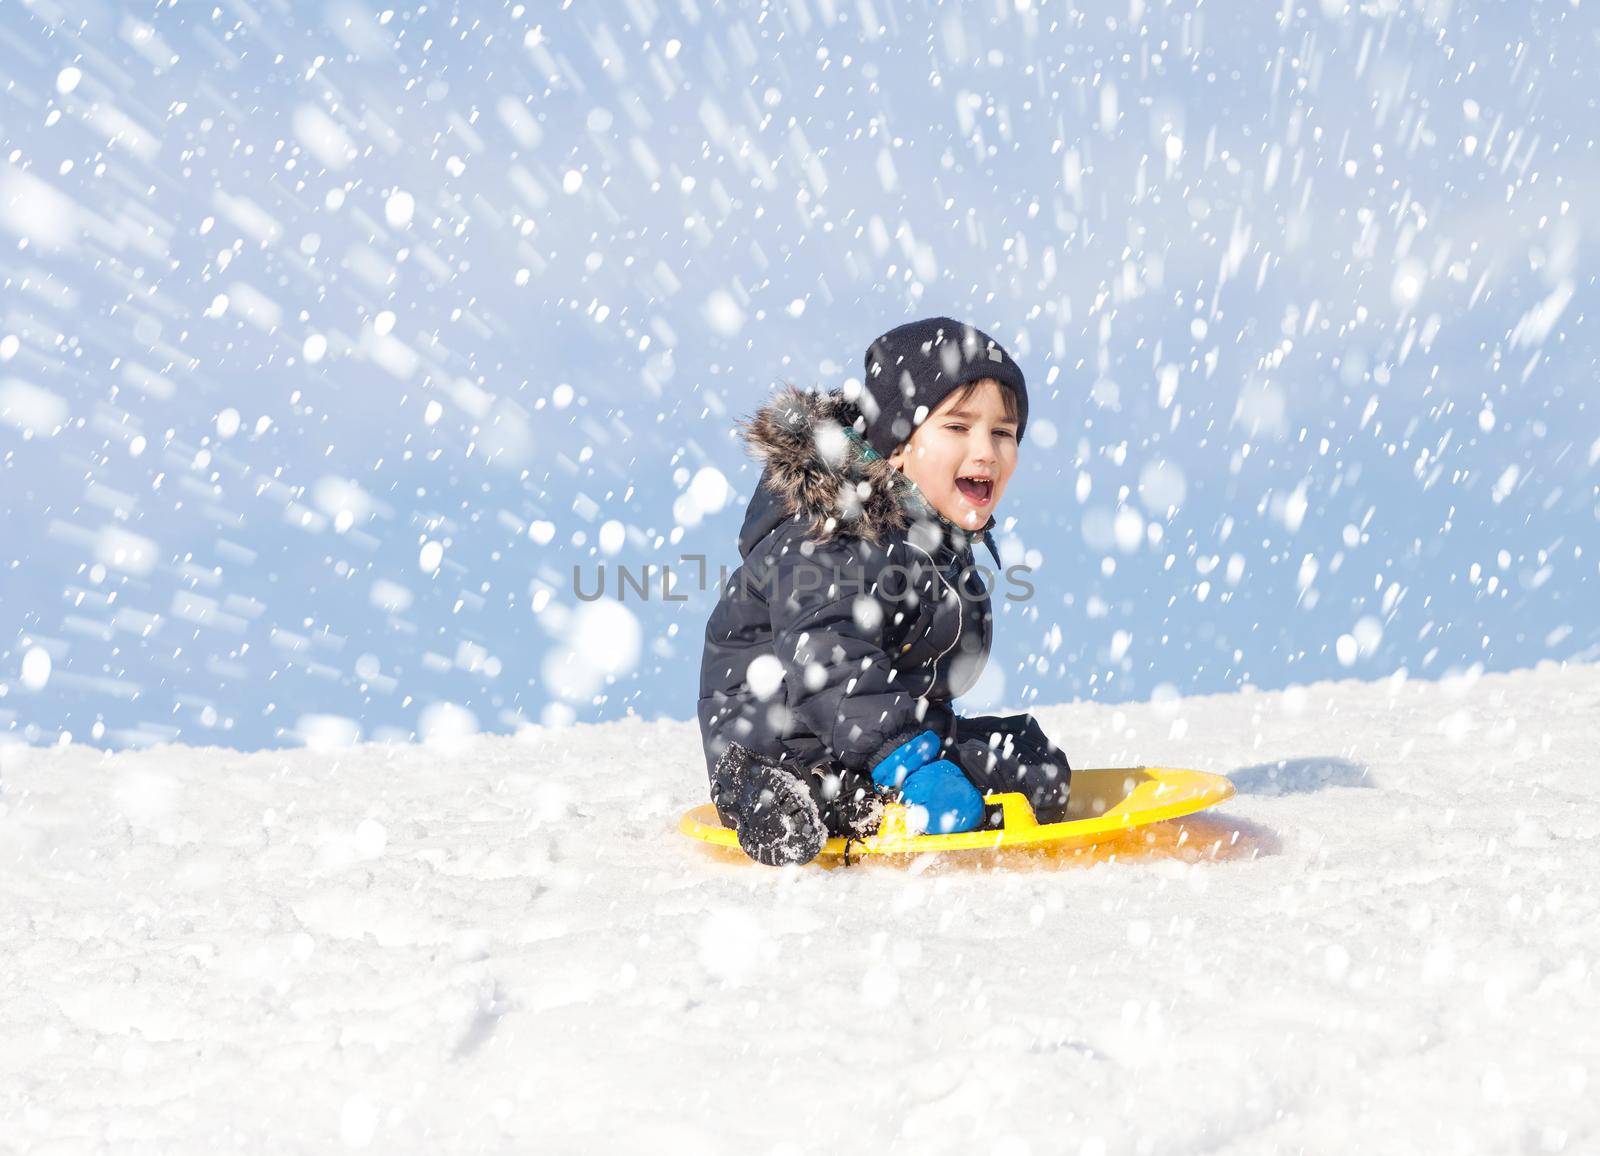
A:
877 791 1039 838
983 792 1039 831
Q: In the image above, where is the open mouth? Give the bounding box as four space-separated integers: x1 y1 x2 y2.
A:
953 476 993 506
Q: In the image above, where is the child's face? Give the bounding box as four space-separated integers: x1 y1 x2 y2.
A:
886 378 1019 531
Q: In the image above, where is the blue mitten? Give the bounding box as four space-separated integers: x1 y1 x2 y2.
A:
899 760 984 834
869 732 984 835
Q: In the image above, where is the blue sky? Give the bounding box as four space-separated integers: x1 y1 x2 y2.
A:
0 0 1594 750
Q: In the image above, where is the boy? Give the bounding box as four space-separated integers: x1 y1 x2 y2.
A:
696 317 1072 865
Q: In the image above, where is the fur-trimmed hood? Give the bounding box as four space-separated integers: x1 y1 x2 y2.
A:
734 384 999 562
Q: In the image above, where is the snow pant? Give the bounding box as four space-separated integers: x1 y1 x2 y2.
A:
708 713 1072 835
952 712 1073 825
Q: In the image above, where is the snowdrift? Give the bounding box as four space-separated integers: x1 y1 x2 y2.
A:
1 662 1594 1152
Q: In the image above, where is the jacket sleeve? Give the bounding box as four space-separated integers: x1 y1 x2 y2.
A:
766 538 934 773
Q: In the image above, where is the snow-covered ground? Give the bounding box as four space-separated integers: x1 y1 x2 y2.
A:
2 661 1596 1153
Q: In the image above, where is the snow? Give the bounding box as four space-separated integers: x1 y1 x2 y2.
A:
3 662 1595 1151
0 377 69 438
384 190 415 229
18 645 50 691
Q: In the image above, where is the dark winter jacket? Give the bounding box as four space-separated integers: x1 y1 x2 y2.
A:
696 385 1004 790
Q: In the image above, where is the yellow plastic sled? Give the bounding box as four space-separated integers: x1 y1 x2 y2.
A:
678 766 1235 859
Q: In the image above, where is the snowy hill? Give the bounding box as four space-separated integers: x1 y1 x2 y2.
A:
2 662 1595 1152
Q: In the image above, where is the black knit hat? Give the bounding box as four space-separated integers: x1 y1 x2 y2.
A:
854 316 1029 458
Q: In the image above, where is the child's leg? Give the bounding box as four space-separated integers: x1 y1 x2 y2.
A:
953 713 1073 823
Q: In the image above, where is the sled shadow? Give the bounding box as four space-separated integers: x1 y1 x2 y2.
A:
1228 756 1371 797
